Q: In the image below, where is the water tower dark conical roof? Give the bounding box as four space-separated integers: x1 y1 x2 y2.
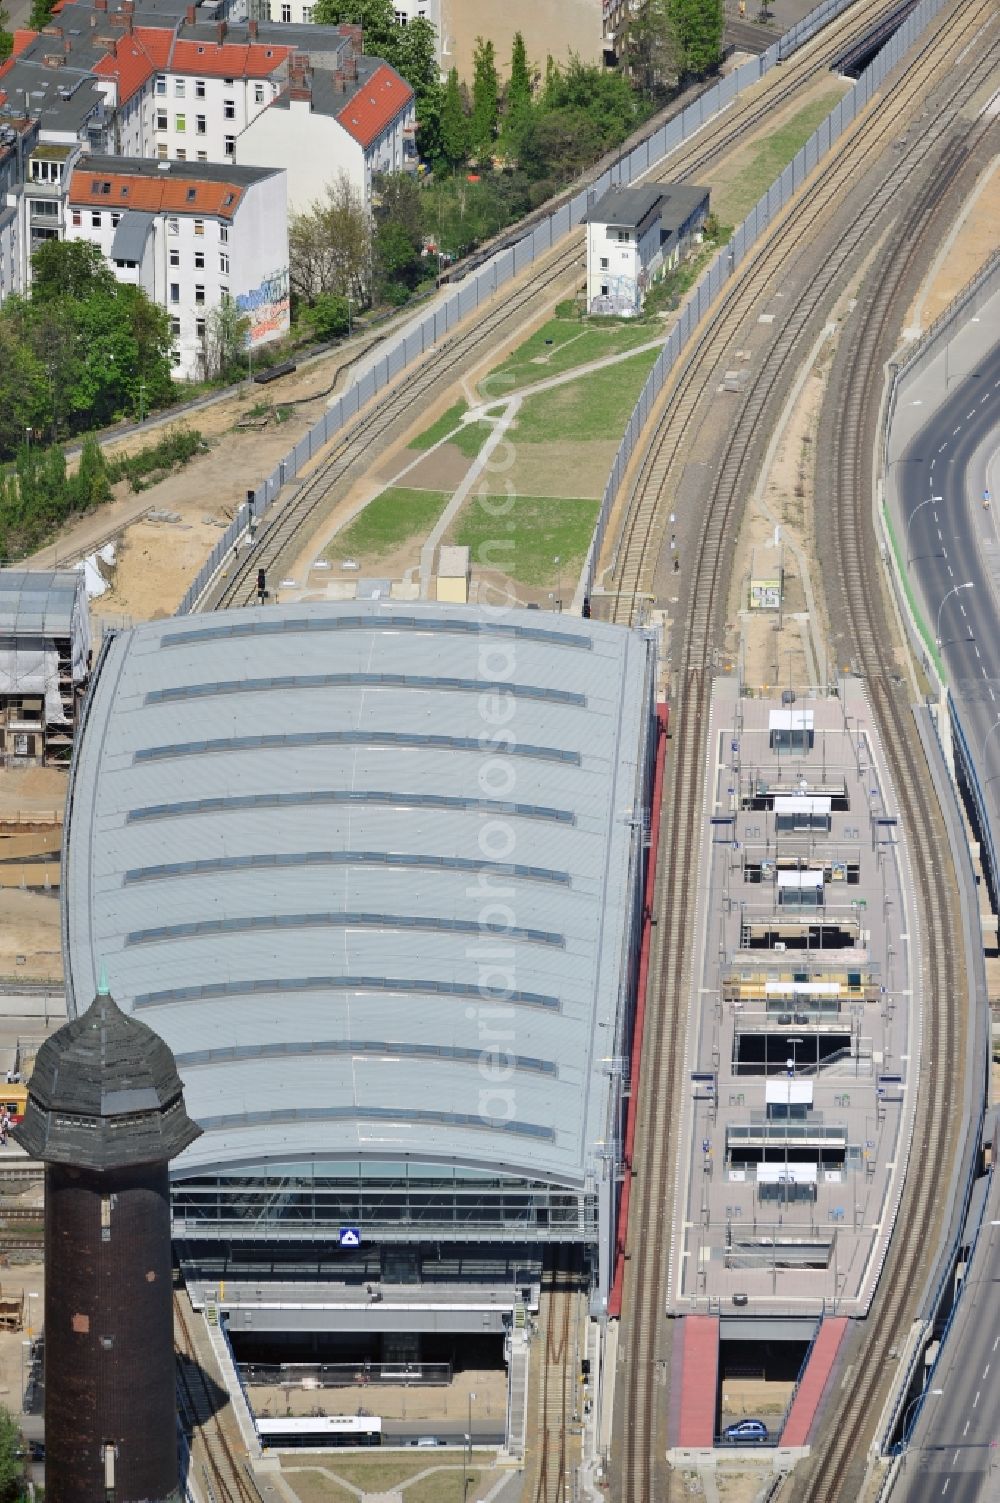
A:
13 977 201 1171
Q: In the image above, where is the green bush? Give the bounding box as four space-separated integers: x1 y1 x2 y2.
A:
106 427 206 493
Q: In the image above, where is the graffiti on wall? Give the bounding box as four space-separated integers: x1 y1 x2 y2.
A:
237 267 291 344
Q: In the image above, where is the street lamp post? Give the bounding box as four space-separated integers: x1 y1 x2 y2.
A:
936 580 974 645
463 1388 477 1499
905 494 937 565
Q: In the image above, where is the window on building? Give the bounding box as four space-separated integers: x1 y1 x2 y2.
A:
601 283 608 296
194 284 205 305
157 142 168 160
254 83 265 104
617 230 630 242
220 285 228 299
220 225 229 243
224 77 234 86
171 348 181 367
156 75 166 95
196 315 206 338
186 187 197 202
223 99 235 120
71 210 82 226
281 3 291 19
91 211 101 228
600 256 608 269
224 135 235 157
170 317 181 336
176 114 186 133
176 148 187 160
111 212 121 227
168 217 179 235
194 250 205 269
194 219 205 237
302 4 313 19
196 114 207 134
219 252 229 274
156 111 168 131
170 282 180 303
169 248 180 267
197 150 208 162
195 79 206 98
175 79 186 97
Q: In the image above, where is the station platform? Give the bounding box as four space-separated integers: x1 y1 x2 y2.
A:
188 1279 536 1335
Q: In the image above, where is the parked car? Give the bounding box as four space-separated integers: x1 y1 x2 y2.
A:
724 1418 768 1442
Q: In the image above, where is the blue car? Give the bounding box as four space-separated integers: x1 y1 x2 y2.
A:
724 1419 769 1442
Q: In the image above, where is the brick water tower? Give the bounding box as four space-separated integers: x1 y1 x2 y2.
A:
14 974 201 1503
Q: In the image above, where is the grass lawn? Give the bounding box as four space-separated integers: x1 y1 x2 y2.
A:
713 87 848 226
284 1453 498 1498
409 401 493 459
328 487 446 560
511 349 659 446
450 493 600 588
478 315 656 399
280 1472 354 1503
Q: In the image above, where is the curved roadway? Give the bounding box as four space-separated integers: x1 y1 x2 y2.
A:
896 339 1000 1502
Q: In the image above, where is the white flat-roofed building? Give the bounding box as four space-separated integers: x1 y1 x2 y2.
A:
62 601 658 1309
65 152 288 378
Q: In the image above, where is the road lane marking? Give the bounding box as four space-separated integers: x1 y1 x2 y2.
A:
942 1480 950 1496
948 563 954 576
994 1336 999 1352
953 1449 961 1463
984 1364 990 1379
974 1389 981 1407
964 1420 971 1435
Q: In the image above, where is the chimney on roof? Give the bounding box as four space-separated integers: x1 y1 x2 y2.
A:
122 0 134 13
340 22 362 55
94 0 107 10
344 53 357 81
185 4 195 19
248 17 257 37
215 19 226 41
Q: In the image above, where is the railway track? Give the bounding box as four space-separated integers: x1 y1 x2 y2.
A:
527 1251 578 1503
610 2 999 1499
605 0 1000 625
788 113 997 1503
203 0 908 614
175 1290 259 1503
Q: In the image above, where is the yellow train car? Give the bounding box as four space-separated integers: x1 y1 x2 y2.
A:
0 1083 28 1124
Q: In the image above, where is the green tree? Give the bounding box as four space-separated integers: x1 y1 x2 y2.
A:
374 172 424 301
72 435 112 512
200 293 251 381
624 0 680 93
30 239 116 303
500 31 534 157
0 323 48 459
541 56 649 146
0 1 13 63
0 1405 25 1501
439 67 469 168
518 105 602 182
288 171 371 305
469 37 499 159
302 292 351 341
668 0 724 76
27 0 52 29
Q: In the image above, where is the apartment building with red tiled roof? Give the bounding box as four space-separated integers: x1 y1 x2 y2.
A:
66 153 288 377
235 52 415 216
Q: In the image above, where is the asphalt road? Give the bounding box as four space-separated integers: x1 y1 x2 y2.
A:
895 338 1000 1503
904 339 1000 821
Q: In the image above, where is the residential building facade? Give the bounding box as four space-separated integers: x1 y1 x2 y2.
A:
65 154 288 378
234 52 414 214
586 182 709 316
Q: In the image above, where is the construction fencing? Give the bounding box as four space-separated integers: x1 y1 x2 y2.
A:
582 0 950 605
177 0 866 616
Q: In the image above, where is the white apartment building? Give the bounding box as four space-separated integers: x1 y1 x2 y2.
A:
586 182 709 316
234 53 414 215
65 153 288 378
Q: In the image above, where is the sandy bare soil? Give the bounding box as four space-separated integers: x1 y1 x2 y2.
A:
0 767 66 819
0 889 61 981
905 157 1000 330
440 0 603 81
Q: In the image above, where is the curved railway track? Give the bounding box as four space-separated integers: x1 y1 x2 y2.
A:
788 111 997 1503
605 0 1000 626
611 2 999 1499
204 0 909 614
